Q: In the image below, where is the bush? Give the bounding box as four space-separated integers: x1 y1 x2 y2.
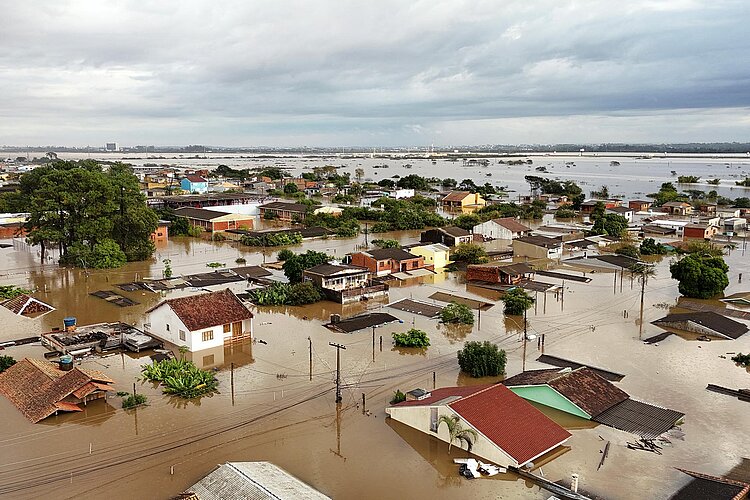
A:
670 254 729 299
450 243 488 264
372 239 400 248
282 250 331 283
555 207 576 219
241 231 303 247
0 355 16 373
502 288 534 315
640 238 668 255
392 328 431 348
0 286 32 300
206 262 225 268
277 249 295 261
122 393 147 409
731 353 750 367
248 281 322 306
390 390 406 404
141 358 218 399
457 341 507 378
287 282 322 305
440 303 475 325
615 244 640 258
453 214 480 231
235 257 247 264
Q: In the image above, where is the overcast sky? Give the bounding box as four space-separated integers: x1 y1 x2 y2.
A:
1 0 749 147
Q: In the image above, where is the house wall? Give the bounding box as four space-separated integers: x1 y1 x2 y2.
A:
350 253 377 274
472 221 512 241
508 386 591 420
385 405 520 467
513 240 561 260
148 306 252 351
409 247 450 269
150 224 169 242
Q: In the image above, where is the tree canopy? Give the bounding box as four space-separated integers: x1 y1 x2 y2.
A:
281 250 331 283
5 160 157 267
457 341 507 378
501 288 534 315
669 254 729 299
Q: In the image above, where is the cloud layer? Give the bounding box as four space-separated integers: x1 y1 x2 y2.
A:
1 0 749 146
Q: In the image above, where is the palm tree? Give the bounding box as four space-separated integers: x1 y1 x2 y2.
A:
438 415 478 454
630 263 656 339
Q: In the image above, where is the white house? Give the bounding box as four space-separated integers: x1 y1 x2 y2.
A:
146 289 253 351
606 206 634 222
386 384 571 468
472 217 531 241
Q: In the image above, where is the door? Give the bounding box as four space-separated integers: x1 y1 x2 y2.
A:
232 321 243 338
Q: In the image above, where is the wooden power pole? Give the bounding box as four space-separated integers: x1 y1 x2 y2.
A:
329 342 347 403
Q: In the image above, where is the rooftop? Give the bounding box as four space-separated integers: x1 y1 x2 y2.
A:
364 248 420 262
438 226 471 237
184 174 207 183
515 235 563 248
147 289 253 331
442 191 472 202
259 201 309 213
173 207 232 220
491 217 531 233
303 263 370 277
652 311 748 340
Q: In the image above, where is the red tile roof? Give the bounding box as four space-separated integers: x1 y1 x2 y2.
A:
0 358 115 423
393 384 571 465
184 174 207 183
147 288 253 332
449 384 571 465
442 191 471 202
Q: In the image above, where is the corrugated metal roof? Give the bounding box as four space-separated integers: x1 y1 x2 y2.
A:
593 398 685 439
652 311 748 340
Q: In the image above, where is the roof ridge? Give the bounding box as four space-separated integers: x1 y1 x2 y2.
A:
447 383 500 406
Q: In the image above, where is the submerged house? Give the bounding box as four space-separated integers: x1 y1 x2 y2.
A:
146 288 253 351
350 248 425 277
406 243 451 270
0 358 115 423
472 217 531 241
512 235 563 260
440 191 486 210
503 367 684 438
1 294 55 318
386 384 571 468
652 311 748 340
302 263 388 304
466 262 534 285
420 227 472 247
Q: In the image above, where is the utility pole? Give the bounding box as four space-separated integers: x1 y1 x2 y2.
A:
230 362 235 406
364 222 369 247
639 272 646 340
308 337 313 381
522 307 528 372
371 326 376 362
329 342 347 403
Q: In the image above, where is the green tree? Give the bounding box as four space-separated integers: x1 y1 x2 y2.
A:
372 239 400 248
438 415 478 453
450 243 488 264
501 288 534 315
640 238 668 255
287 282 322 305
396 174 430 191
590 213 628 237
277 249 295 261
392 329 431 348
440 303 475 325
670 254 729 299
615 244 640 259
453 213 480 231
0 355 16 373
163 258 173 278
457 341 507 377
555 207 576 218
282 250 331 283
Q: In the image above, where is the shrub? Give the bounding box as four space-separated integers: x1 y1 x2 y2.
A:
440 303 475 325
206 262 225 268
372 239 400 248
241 232 303 247
390 390 406 404
731 353 750 367
453 214 480 231
277 249 295 261
287 282 322 305
141 358 218 399
450 243 488 264
248 282 322 305
0 355 16 373
555 207 576 219
457 341 507 378
615 244 640 259
122 393 147 409
640 238 668 255
0 286 32 300
235 257 247 264
502 288 534 315
392 328 431 348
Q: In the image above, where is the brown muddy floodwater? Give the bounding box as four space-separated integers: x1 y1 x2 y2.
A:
0 233 749 500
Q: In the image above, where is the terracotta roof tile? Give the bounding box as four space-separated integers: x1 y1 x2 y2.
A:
492 217 531 233
547 368 629 418
442 191 471 202
147 289 253 332
448 384 571 465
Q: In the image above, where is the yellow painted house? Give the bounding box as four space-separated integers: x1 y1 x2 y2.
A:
408 243 451 270
441 191 486 210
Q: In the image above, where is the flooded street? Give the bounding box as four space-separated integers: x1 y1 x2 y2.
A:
1 226 750 499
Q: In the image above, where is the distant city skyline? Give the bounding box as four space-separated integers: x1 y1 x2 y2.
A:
2 1 749 147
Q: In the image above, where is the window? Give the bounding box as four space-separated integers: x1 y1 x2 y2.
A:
166 324 170 332
223 324 231 334
202 330 214 342
179 330 186 341
430 407 438 432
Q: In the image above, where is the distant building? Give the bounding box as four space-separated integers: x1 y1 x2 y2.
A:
683 223 719 240
350 248 424 277
661 201 693 216
150 220 171 243
420 227 472 247
407 243 451 270
440 191 486 210
606 206 635 222
258 201 309 222
173 207 254 232
146 289 253 351
181 174 209 194
466 262 534 285
472 217 530 241
628 200 652 212
512 235 563 260
105 142 119 152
